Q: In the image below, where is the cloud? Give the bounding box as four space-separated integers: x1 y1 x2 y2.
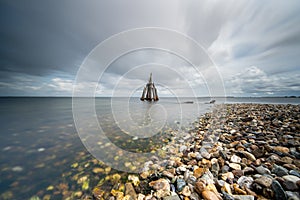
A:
227 66 300 96
0 0 299 96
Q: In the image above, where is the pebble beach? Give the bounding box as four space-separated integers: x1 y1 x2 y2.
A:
90 103 300 200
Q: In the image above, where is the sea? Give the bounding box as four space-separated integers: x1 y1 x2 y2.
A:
0 97 299 199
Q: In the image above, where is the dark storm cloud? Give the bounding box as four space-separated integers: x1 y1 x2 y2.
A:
0 0 299 96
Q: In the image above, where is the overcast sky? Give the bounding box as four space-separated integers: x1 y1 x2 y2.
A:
0 0 300 97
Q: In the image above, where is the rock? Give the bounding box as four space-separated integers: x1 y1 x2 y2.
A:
74 191 83 198
137 194 145 200
255 166 271 175
200 170 214 184
155 189 171 199
254 176 273 188
237 176 253 188
201 190 219 200
230 155 242 163
92 167 104 174
240 151 256 161
211 159 220 177
221 165 230 173
282 175 300 191
231 195 255 200
243 166 255 174
200 147 211 159
232 169 244 178
162 193 181 200
222 182 232 195
280 156 293 164
194 167 206 178
233 183 247 195
289 170 300 178
180 145 187 153
181 185 191 196
124 183 137 199
177 166 187 172
128 175 140 186
272 180 287 200
221 191 235 200
286 191 300 200
272 146 289 154
149 178 170 191
229 163 241 170
29 196 40 200
187 175 197 184
195 181 206 194
243 187 257 197
162 171 175 179
11 166 23 172
206 183 222 199
176 178 186 192
252 146 265 158
190 192 200 200
221 172 234 181
272 164 289 177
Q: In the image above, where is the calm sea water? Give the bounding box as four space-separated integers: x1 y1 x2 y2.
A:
0 97 299 199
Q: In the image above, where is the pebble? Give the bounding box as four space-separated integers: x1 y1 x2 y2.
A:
201 190 219 200
229 163 241 170
176 178 186 192
125 183 137 199
273 146 290 154
237 176 253 188
11 166 23 172
272 164 289 177
230 155 241 163
200 147 211 159
181 185 191 196
240 151 256 161
255 166 271 175
282 175 300 191
149 178 170 191
194 167 205 178
163 193 181 200
289 170 300 178
254 175 273 188
272 180 288 200
37 148 45 152
86 104 300 200
231 195 255 200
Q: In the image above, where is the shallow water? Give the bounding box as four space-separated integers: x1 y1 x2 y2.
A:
0 97 299 199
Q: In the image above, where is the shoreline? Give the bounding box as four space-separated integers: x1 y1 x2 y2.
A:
9 103 299 200
91 103 300 200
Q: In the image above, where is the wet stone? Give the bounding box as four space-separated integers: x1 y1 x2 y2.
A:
282 175 300 191
149 178 170 191
272 180 288 200
237 176 254 188
286 191 300 200
125 183 137 200
272 164 289 177
176 178 186 192
230 155 242 163
232 195 255 200
200 147 211 159
229 163 241 170
256 165 271 175
289 170 300 178
254 175 273 188
162 193 181 200
201 190 219 200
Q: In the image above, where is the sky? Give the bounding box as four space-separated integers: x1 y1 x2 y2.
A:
0 0 300 97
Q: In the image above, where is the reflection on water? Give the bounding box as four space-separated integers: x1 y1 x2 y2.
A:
0 97 299 199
